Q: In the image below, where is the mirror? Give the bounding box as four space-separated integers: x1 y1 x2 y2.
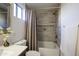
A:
0 3 10 29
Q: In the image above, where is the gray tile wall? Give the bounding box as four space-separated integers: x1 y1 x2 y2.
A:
36 9 57 42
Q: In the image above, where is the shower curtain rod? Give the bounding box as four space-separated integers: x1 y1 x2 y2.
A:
35 7 60 10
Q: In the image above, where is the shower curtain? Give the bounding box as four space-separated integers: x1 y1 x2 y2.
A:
25 8 38 51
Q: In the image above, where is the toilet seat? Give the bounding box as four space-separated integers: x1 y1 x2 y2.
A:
26 51 40 56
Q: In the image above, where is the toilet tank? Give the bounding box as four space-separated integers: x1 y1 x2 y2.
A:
14 39 26 46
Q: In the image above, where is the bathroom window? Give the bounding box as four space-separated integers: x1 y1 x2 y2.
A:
13 3 25 20
17 5 22 19
13 3 16 17
23 9 25 20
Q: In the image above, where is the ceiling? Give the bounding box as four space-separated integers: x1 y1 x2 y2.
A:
26 3 60 9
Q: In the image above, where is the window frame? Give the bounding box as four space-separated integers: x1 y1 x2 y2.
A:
14 3 23 20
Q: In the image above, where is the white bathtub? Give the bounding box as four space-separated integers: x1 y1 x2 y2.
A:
38 41 59 56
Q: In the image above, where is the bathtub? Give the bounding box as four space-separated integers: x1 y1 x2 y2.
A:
38 41 59 56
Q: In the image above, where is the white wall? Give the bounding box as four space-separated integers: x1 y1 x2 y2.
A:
8 4 26 44
59 3 79 56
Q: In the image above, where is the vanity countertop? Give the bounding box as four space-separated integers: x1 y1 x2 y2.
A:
0 45 27 56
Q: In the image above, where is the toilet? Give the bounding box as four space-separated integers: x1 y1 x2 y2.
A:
14 39 40 56
26 50 40 56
